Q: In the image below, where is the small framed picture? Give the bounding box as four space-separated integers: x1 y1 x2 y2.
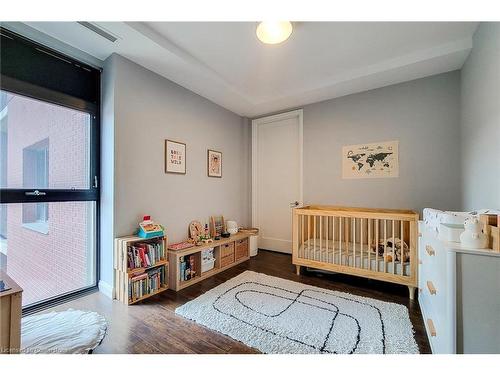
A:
165 139 186 174
207 149 222 178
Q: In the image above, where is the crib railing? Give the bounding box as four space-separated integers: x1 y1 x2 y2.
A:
292 206 419 297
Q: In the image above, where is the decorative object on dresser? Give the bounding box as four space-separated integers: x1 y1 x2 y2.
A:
459 217 488 248
114 235 169 304
165 139 186 174
175 271 419 354
0 271 22 354
292 205 419 299
419 213 500 353
226 220 238 235
207 149 222 178
168 232 251 291
210 215 225 239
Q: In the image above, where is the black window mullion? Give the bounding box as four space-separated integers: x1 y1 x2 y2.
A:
0 189 98 204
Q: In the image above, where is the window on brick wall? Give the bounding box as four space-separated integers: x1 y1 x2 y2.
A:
22 139 49 234
1 27 100 311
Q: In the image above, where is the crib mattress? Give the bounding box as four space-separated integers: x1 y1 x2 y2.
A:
298 238 411 276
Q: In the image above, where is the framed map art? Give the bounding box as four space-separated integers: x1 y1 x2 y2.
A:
165 139 186 174
342 140 399 179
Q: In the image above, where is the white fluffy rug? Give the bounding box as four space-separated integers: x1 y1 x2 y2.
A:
21 309 107 354
176 271 419 354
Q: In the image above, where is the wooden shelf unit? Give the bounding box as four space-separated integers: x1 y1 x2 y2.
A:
0 271 22 354
114 235 169 305
168 232 251 291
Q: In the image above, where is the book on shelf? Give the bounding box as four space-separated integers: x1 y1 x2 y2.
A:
179 254 198 282
127 238 165 270
129 265 167 302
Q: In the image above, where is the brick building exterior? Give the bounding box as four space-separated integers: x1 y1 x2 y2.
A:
1 92 94 306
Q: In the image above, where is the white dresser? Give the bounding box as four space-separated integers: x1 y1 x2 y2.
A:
418 221 500 353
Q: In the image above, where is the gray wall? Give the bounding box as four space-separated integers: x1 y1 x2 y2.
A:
302 71 462 214
100 54 250 290
460 23 500 210
99 55 116 294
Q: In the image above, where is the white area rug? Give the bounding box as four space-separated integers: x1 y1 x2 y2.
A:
176 271 419 354
21 309 107 354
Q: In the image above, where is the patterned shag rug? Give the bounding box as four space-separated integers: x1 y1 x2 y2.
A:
176 271 418 354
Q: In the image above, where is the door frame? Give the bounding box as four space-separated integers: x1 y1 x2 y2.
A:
251 109 304 250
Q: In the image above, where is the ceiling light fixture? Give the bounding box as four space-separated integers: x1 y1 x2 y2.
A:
256 21 293 45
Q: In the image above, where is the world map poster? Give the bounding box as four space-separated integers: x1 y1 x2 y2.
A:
342 140 399 179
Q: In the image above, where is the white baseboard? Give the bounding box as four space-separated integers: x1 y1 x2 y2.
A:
98 280 114 299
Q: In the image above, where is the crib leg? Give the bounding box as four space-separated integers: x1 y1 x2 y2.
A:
295 265 301 275
408 286 416 300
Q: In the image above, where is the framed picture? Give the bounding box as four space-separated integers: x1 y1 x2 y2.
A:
342 140 399 179
165 139 186 174
210 215 225 237
207 149 222 178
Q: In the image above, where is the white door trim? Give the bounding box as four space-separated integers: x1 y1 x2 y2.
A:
251 109 304 244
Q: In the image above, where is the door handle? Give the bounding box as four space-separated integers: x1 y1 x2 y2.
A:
25 190 46 196
290 201 300 208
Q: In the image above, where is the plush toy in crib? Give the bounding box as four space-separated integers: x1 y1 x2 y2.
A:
370 237 410 262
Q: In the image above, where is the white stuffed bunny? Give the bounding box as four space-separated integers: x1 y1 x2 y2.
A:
459 217 488 249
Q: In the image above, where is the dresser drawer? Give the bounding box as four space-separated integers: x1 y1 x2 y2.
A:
235 238 249 260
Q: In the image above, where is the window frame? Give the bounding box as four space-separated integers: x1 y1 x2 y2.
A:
0 27 101 314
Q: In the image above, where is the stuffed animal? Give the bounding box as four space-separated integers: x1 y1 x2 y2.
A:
371 237 410 262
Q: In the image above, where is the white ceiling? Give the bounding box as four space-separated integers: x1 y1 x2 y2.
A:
22 22 478 117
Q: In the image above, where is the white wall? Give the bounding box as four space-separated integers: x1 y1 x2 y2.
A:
460 23 500 210
100 54 250 290
301 71 462 214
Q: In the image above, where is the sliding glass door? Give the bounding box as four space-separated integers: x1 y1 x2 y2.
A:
0 28 100 310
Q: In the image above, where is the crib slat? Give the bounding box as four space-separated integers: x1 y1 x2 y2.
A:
360 218 364 270
313 216 317 261
384 219 387 273
368 218 371 271
401 220 404 276
319 216 323 262
339 217 343 265
325 216 329 263
392 220 396 274
307 215 311 259
301 214 304 259
352 217 356 268
332 217 336 265
375 219 379 272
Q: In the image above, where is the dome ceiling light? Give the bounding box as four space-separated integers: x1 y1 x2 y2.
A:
256 21 293 45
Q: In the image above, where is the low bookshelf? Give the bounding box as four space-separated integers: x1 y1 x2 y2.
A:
114 235 169 305
168 232 251 291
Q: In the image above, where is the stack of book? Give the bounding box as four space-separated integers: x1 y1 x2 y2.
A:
129 266 167 301
127 239 165 269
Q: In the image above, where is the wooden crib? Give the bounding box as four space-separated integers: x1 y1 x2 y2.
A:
292 205 419 299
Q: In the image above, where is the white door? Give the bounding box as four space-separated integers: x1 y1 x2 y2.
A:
252 109 303 254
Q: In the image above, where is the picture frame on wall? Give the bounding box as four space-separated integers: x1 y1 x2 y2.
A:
207 149 222 178
165 139 186 174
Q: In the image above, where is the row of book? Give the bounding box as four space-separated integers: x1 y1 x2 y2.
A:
127 239 165 270
179 254 197 282
128 266 167 301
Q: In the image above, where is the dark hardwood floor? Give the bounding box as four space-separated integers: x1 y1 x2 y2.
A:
50 250 431 354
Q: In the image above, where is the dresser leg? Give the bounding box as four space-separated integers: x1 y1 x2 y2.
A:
295 265 301 275
408 286 416 300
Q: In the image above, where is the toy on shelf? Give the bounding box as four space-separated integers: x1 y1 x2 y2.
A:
189 220 213 245
226 220 238 235
168 241 195 251
137 215 164 239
